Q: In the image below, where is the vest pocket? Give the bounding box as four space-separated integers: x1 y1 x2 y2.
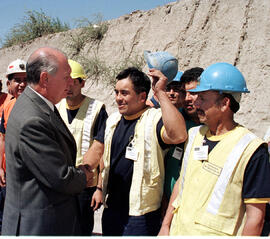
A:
195 210 239 236
143 156 160 185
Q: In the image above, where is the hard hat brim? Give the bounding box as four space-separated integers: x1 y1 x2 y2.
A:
188 86 250 93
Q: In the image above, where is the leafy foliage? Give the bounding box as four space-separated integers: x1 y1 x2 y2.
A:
76 54 145 87
3 9 69 48
67 14 108 56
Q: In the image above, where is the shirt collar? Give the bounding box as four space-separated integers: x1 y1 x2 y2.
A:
123 107 149 120
28 86 54 111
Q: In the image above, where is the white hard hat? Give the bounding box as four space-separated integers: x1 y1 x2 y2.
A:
6 59 26 77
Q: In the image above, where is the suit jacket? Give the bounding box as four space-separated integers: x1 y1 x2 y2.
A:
2 87 87 236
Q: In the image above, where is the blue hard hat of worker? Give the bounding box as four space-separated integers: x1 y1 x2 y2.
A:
171 71 183 83
144 50 178 83
189 62 249 93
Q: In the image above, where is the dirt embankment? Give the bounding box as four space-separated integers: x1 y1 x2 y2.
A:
0 0 269 137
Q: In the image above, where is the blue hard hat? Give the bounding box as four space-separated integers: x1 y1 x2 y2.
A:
144 50 178 83
171 71 183 83
189 62 250 93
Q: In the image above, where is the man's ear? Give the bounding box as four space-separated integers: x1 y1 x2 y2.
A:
81 80 85 88
40 72 48 87
139 92 147 103
221 96 231 112
6 80 12 94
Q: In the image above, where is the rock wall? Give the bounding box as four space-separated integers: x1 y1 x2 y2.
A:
0 0 269 137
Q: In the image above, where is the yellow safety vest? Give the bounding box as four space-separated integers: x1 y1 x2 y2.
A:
58 97 104 186
170 125 265 236
102 108 166 216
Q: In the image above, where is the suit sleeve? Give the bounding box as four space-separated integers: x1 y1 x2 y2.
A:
18 117 86 195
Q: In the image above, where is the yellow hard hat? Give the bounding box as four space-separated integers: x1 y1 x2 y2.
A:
68 59 86 79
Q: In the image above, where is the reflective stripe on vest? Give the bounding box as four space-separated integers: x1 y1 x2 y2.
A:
179 126 202 197
143 110 155 172
102 111 122 207
81 99 98 155
206 132 257 215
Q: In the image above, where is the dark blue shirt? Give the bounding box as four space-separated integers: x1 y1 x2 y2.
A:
106 114 169 212
66 106 108 143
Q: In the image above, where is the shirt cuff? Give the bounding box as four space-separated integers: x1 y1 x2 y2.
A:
244 198 270 203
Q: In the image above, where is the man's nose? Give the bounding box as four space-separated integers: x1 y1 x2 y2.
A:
169 89 175 95
185 92 191 100
116 93 122 101
19 81 27 87
68 77 74 86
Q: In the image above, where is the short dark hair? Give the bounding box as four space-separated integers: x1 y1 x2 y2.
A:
26 54 58 84
7 74 14 81
116 67 151 97
77 78 83 83
180 67 204 87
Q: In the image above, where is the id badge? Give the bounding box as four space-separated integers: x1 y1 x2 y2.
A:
194 145 209 161
125 146 138 161
202 161 222 176
172 146 183 160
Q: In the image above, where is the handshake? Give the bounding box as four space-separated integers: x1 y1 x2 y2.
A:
78 164 96 187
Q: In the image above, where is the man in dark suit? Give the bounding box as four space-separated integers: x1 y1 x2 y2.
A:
2 47 92 236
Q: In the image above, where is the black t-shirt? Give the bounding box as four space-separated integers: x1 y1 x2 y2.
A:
66 106 108 143
106 115 168 212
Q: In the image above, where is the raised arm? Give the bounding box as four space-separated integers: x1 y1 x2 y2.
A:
148 69 187 145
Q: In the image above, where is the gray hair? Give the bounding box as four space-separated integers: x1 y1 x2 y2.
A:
26 53 59 84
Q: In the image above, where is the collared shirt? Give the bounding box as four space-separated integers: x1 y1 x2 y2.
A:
28 86 54 111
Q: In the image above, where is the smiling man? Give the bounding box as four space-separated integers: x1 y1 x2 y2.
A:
159 62 270 236
100 67 187 236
